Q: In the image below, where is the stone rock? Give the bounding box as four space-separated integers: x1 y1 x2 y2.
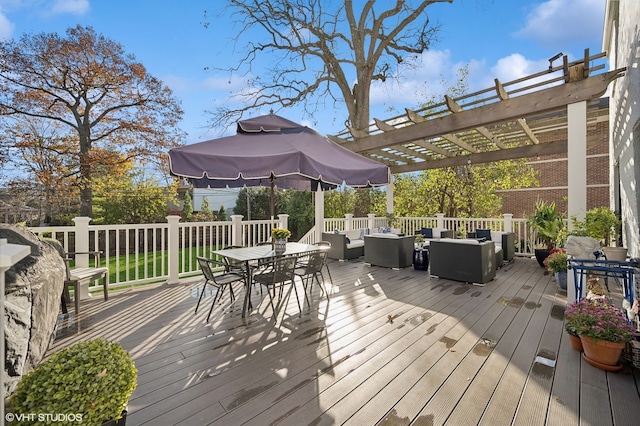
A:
1 225 65 396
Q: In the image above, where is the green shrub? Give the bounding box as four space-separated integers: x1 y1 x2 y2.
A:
10 338 137 425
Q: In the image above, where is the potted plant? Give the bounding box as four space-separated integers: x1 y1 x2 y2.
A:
9 338 137 425
571 207 626 261
527 200 565 267
565 298 636 369
544 248 568 290
272 227 291 254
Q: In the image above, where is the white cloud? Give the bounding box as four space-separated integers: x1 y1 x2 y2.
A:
490 53 547 82
514 0 606 47
0 9 15 40
202 74 249 92
49 0 89 16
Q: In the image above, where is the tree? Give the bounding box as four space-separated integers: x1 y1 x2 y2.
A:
194 197 214 221
0 25 185 217
182 192 193 221
217 205 228 221
93 158 176 224
3 118 80 223
206 0 449 134
392 161 538 218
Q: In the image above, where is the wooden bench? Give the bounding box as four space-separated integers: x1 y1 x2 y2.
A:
61 251 109 314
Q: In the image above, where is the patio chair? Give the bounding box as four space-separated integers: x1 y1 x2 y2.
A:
222 246 247 275
252 254 302 317
195 257 245 322
295 250 328 304
315 241 333 284
61 251 109 315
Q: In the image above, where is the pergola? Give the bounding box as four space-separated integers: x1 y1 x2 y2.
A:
329 50 625 226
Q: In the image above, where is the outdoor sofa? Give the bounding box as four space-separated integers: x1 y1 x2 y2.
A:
322 231 365 260
364 234 415 269
417 227 455 246
472 229 515 262
429 239 498 285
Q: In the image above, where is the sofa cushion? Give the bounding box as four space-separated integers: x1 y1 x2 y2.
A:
432 228 450 238
476 229 492 241
345 230 361 241
443 238 480 245
370 233 400 238
421 227 433 238
359 228 371 239
346 239 364 249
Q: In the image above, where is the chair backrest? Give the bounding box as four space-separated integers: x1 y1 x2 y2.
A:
270 255 298 284
197 257 227 284
197 257 216 282
222 246 245 271
302 251 325 275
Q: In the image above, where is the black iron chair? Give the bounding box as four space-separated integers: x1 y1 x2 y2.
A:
315 241 333 285
295 250 328 303
195 257 245 322
252 255 302 318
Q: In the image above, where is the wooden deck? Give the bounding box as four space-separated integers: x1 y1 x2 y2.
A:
49 257 640 425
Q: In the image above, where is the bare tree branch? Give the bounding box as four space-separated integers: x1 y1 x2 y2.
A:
204 0 450 134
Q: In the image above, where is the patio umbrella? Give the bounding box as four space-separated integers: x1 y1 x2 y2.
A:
168 113 390 224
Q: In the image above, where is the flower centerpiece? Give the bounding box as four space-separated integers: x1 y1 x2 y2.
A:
271 228 291 240
271 228 291 254
544 247 568 289
565 298 637 368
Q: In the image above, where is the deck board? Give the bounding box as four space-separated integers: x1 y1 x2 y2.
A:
46 256 640 426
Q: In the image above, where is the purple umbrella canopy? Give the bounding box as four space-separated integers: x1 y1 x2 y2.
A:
168 114 390 191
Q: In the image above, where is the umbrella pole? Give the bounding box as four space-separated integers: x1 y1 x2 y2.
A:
270 179 275 249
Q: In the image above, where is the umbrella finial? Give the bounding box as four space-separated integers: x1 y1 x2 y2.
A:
269 108 274 114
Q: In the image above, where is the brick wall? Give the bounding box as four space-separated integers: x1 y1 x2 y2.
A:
498 121 609 217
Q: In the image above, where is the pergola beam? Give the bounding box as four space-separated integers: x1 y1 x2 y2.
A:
390 140 568 173
346 69 624 154
445 95 507 149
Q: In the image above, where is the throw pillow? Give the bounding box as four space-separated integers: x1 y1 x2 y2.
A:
421 227 433 238
476 229 492 241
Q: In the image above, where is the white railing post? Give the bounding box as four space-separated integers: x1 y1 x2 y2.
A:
345 214 354 231
436 213 445 229
367 214 376 231
1 238 31 420
231 215 243 246
73 217 92 299
73 217 91 268
166 215 181 285
278 214 289 231
503 213 513 232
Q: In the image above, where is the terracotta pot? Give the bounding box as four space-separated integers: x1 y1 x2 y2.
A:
568 333 583 352
580 335 625 366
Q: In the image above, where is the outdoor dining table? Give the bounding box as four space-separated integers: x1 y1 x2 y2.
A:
212 242 322 317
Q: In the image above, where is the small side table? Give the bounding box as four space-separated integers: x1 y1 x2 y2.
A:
413 248 429 271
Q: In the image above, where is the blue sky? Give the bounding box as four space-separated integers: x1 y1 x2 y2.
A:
0 0 607 145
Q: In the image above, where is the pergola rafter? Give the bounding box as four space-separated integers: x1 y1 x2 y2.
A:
332 51 623 175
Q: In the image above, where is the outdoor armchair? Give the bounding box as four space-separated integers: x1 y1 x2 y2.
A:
62 251 109 315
